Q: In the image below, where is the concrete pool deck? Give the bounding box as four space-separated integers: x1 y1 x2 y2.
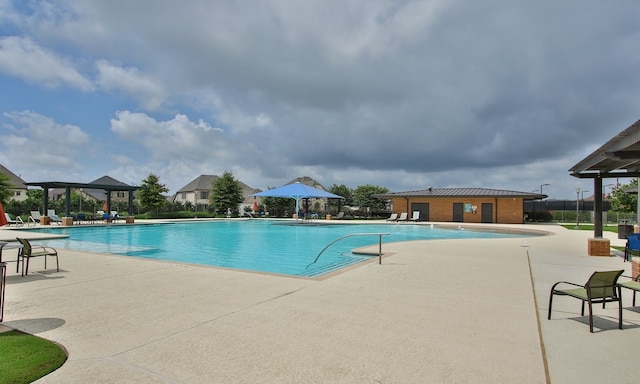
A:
1 222 638 383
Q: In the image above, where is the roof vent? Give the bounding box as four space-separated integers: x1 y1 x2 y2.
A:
428 187 433 192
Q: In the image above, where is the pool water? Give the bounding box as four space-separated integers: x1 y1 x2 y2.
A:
32 220 530 277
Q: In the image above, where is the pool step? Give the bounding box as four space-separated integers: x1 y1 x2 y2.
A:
299 255 371 277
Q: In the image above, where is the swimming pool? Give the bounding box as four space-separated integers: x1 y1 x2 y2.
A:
32 220 532 277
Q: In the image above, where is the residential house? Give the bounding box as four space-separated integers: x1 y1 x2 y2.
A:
0 163 28 202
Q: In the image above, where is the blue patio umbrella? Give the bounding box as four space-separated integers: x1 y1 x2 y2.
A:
251 182 343 221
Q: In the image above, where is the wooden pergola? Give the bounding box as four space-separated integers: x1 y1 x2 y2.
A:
569 119 640 238
24 181 143 218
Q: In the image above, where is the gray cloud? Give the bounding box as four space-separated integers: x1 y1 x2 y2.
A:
1 0 639 198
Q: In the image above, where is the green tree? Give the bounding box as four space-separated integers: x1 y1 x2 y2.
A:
0 172 13 204
328 184 351 213
211 171 243 216
352 184 389 216
261 195 293 217
610 179 638 213
138 174 169 213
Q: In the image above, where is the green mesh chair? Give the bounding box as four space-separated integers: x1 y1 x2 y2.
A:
619 274 640 307
16 238 59 276
548 270 624 333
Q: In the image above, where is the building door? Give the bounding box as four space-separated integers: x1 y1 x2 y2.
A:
410 203 429 221
481 203 493 223
453 203 464 222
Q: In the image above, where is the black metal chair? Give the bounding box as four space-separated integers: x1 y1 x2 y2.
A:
619 274 640 307
548 270 624 332
624 234 640 262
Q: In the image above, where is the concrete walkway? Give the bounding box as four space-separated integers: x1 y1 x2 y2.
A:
0 223 638 383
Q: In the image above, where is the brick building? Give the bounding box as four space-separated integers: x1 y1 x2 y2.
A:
376 187 545 224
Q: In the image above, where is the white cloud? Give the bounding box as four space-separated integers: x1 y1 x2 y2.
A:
0 36 93 91
110 111 225 160
95 60 168 110
1 110 91 174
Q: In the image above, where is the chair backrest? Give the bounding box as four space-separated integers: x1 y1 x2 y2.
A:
412 211 420 219
4 213 12 222
627 234 640 250
336 211 344 218
398 212 408 220
47 209 56 217
585 270 624 299
30 211 41 219
388 213 397 220
16 238 31 256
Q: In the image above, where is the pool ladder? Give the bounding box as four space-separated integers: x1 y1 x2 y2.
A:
306 233 389 268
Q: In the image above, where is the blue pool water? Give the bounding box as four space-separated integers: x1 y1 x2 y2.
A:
32 220 530 277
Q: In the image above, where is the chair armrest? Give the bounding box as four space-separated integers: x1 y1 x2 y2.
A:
551 281 584 291
31 245 57 254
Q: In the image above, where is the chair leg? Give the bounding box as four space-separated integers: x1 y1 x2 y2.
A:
633 291 637 307
618 287 623 330
581 301 585 316
547 291 555 320
588 301 593 333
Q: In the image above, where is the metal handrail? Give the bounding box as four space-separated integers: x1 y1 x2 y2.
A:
307 233 389 268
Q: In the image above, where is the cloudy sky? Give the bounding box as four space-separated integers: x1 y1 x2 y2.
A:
1 1 639 199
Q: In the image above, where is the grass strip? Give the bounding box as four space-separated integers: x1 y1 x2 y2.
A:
0 330 67 384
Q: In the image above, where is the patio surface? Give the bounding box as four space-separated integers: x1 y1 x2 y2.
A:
0 222 638 383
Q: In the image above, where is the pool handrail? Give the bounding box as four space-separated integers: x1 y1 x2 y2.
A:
307 232 389 268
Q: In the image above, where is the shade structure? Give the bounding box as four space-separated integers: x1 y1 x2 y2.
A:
251 182 343 221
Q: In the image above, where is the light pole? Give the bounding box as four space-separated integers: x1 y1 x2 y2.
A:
576 188 580 228
540 183 550 197
580 190 589 225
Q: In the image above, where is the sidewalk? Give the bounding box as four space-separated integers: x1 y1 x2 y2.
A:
0 223 638 383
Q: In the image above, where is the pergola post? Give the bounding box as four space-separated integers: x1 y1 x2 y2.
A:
593 176 603 238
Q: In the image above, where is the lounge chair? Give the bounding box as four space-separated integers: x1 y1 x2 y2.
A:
619 274 640 307
47 210 63 224
110 211 119 222
409 211 420 222
386 213 398 222
4 213 24 227
624 233 640 262
548 270 624 332
335 211 345 220
29 211 41 225
15 237 59 276
397 212 408 221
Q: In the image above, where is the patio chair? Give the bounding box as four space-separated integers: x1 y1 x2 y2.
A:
15 237 59 276
386 213 398 222
619 274 640 307
409 211 420 222
624 233 640 262
29 211 42 224
334 211 345 220
47 210 63 224
397 212 408 221
4 213 23 227
548 270 624 332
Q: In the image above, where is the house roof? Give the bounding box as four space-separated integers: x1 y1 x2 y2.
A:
176 175 219 192
375 187 545 200
284 176 327 190
81 176 134 200
0 163 27 189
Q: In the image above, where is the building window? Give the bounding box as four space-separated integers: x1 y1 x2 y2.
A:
14 191 21 196
200 191 208 199
182 192 186 199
